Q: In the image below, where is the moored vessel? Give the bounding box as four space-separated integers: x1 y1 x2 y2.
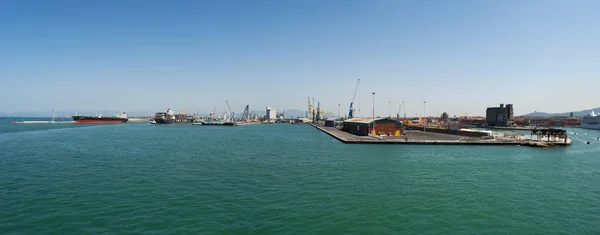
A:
72 112 128 124
580 110 600 130
198 119 237 126
193 103 237 126
153 108 194 124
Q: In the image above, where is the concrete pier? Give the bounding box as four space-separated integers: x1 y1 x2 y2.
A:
312 124 571 147
13 120 73 124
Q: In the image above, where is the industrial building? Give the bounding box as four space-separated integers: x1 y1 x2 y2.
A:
341 117 403 136
515 116 582 127
459 117 486 127
266 107 277 121
486 104 514 127
324 119 343 127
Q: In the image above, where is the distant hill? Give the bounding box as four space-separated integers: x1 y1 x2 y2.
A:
521 107 599 117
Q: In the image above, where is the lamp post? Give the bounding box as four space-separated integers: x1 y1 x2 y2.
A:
338 104 340 120
402 101 405 120
372 92 376 135
399 104 401 120
423 101 426 132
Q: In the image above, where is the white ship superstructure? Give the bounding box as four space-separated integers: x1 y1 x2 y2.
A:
580 110 600 130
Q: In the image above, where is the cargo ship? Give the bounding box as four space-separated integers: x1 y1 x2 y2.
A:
153 108 194 124
72 112 128 124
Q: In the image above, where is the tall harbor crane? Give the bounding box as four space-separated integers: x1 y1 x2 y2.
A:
348 78 360 119
209 107 216 119
307 97 313 118
239 105 250 122
316 102 321 122
307 97 336 122
308 97 315 122
225 100 234 120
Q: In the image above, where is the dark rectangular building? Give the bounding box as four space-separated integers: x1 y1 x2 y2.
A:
324 119 342 127
341 117 403 136
486 104 514 127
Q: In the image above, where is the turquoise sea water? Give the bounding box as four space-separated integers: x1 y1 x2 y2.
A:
1 118 600 234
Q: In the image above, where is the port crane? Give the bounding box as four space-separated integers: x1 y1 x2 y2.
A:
239 105 250 122
225 100 234 121
307 97 314 119
348 78 360 119
307 97 335 122
209 107 217 119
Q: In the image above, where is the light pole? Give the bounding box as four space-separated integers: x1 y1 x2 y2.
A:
388 101 391 118
372 92 376 135
338 104 340 120
423 101 426 132
398 104 401 120
402 101 405 120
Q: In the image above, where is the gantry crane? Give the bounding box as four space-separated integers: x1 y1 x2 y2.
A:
348 78 360 119
307 97 335 122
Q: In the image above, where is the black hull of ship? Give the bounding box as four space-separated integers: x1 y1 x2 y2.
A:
200 121 237 126
153 118 194 124
72 116 128 124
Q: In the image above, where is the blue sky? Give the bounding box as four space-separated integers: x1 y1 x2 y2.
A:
1 0 598 117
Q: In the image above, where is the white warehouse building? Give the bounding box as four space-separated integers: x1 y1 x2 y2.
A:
266 107 277 121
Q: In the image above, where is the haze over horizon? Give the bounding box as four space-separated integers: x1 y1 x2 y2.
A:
1 0 598 117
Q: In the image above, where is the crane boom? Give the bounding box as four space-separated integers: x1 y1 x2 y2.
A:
307 97 313 118
348 78 360 119
225 100 234 120
239 105 249 121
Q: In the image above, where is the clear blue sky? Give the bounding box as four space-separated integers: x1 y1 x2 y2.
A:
1 0 598 117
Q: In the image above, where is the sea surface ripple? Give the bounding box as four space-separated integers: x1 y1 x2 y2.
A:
1 120 600 234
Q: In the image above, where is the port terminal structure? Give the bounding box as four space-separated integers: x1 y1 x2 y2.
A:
311 124 571 147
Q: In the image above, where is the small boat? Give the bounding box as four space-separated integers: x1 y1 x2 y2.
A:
150 120 157 124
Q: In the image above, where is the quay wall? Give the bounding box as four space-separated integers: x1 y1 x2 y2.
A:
404 126 489 137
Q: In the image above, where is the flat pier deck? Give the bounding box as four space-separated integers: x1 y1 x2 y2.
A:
12 121 73 124
312 125 571 147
